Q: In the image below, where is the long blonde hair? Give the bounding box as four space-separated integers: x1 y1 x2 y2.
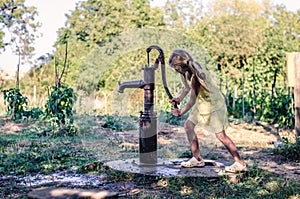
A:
169 49 210 92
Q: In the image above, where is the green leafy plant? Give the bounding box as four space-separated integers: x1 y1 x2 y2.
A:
2 88 44 121
274 137 300 162
2 88 28 120
26 107 44 119
226 87 294 128
259 90 294 128
45 85 76 126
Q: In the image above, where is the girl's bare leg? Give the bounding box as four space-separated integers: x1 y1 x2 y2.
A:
184 120 202 161
216 130 245 166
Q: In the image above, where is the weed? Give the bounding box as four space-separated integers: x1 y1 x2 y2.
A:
101 114 138 131
178 150 193 158
273 137 300 162
2 88 28 120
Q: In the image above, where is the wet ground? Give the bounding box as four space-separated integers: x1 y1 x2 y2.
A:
3 172 107 188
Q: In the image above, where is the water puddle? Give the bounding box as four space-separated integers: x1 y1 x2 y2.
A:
11 171 107 187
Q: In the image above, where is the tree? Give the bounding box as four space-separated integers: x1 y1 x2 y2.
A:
46 0 166 89
163 0 203 30
64 0 165 47
191 0 267 78
0 0 40 89
184 0 299 124
259 5 300 87
0 0 39 59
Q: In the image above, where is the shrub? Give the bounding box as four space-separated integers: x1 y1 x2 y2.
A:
2 88 28 120
44 85 76 126
274 137 300 162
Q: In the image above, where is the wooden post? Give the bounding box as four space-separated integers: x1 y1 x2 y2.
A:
294 53 300 137
287 52 300 137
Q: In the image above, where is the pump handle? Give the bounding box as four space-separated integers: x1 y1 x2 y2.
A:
146 45 178 109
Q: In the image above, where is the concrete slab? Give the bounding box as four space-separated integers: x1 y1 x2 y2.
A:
106 158 231 178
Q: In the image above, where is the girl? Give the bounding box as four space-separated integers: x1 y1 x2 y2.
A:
169 49 246 173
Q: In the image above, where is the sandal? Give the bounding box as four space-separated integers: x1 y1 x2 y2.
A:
181 157 205 168
225 162 247 173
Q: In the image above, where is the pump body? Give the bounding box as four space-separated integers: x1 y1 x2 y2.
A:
118 46 176 165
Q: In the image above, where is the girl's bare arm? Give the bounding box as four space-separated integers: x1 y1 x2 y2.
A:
179 76 198 116
178 75 191 102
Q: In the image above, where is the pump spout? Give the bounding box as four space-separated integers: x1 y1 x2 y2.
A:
118 80 146 93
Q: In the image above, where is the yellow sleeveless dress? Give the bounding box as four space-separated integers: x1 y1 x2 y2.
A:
184 62 229 134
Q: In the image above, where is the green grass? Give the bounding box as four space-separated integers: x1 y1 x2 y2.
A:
103 168 300 199
0 129 92 175
0 115 299 198
0 114 136 176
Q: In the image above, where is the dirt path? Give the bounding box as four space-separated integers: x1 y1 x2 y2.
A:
215 121 300 182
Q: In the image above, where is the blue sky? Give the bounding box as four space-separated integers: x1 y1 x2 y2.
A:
0 0 299 72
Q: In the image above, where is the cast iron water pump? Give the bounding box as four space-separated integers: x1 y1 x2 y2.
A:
118 45 177 165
